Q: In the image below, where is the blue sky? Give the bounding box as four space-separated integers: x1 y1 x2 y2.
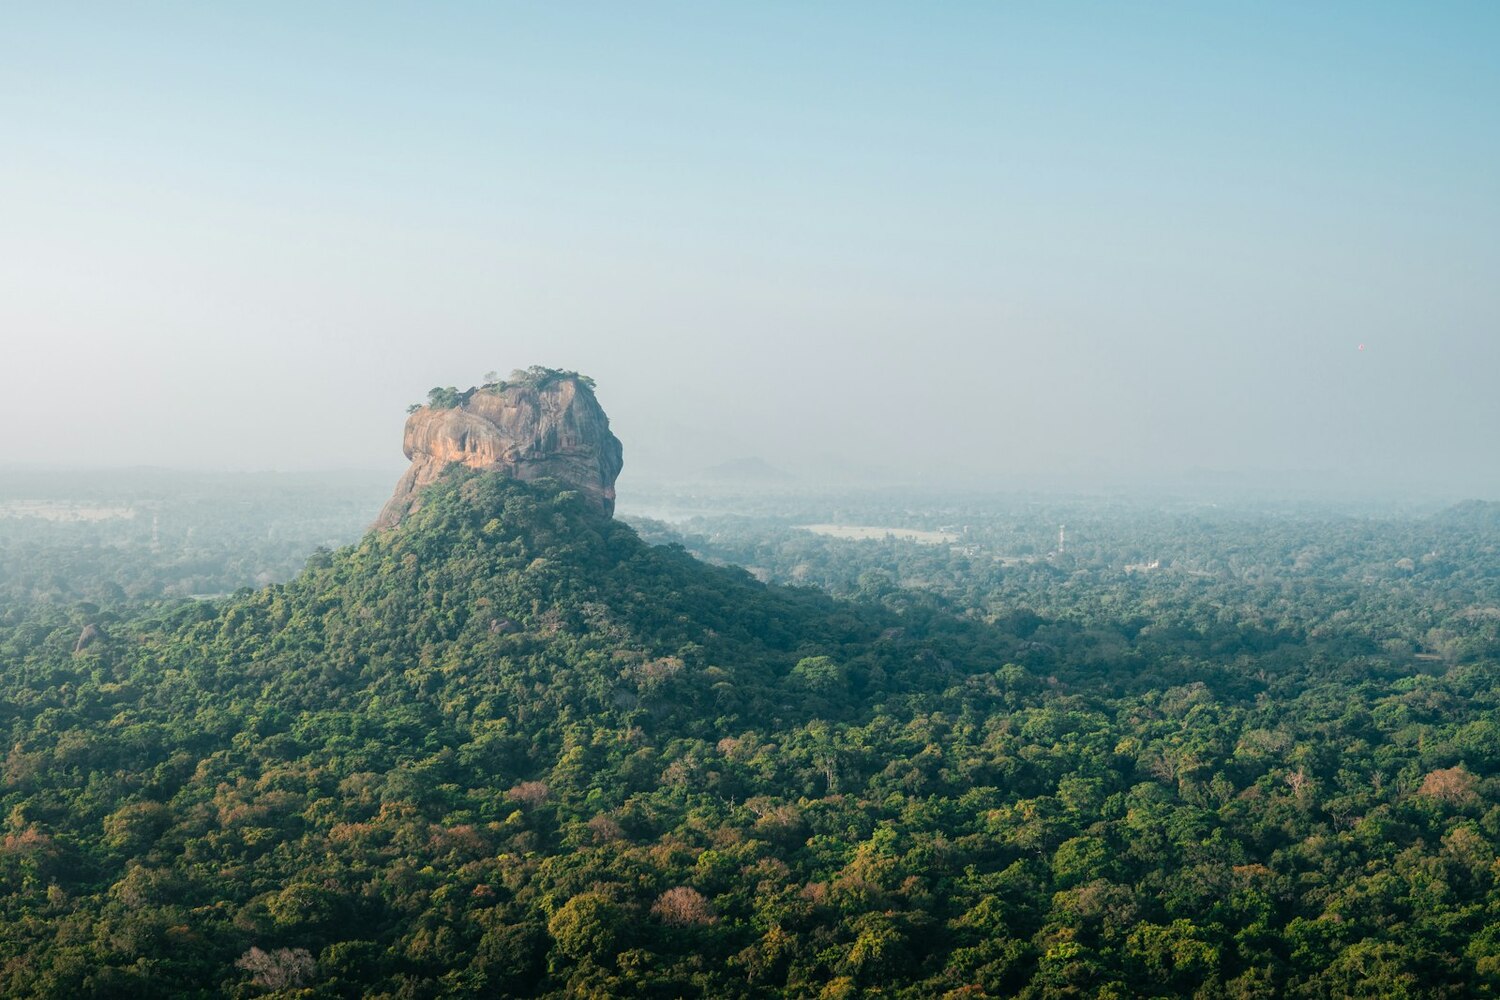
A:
2 3 1497 494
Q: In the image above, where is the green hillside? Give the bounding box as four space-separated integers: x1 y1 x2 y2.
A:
0 473 1497 997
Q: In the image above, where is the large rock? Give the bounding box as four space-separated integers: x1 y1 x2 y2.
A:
375 373 623 529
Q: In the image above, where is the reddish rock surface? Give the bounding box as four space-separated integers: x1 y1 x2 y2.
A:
375 374 623 529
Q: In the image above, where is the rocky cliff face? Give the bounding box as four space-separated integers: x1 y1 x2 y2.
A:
375 374 623 529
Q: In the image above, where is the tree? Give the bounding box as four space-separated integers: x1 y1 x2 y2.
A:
791 655 847 696
651 886 716 926
235 947 315 991
548 893 628 964
426 386 463 409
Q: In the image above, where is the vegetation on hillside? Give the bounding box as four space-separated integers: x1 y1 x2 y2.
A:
414 369 599 414
0 474 1497 996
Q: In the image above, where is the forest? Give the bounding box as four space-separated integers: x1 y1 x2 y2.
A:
0 471 1497 997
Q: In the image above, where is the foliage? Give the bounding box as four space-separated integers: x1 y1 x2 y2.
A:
426 385 466 409
412 369 599 414
498 367 597 391
235 947 315 991
0 473 1495 996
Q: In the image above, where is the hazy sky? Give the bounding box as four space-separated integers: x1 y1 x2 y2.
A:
3 3 1497 496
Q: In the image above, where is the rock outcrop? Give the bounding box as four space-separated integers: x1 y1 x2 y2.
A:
375 371 623 529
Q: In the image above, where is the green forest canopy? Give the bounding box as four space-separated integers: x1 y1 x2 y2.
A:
0 472 1497 996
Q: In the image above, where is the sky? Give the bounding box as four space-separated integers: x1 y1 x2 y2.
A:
3 2 1497 497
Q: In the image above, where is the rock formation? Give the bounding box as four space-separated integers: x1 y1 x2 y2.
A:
375 370 623 529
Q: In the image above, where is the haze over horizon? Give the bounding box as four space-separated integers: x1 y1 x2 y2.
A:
3 4 1497 498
